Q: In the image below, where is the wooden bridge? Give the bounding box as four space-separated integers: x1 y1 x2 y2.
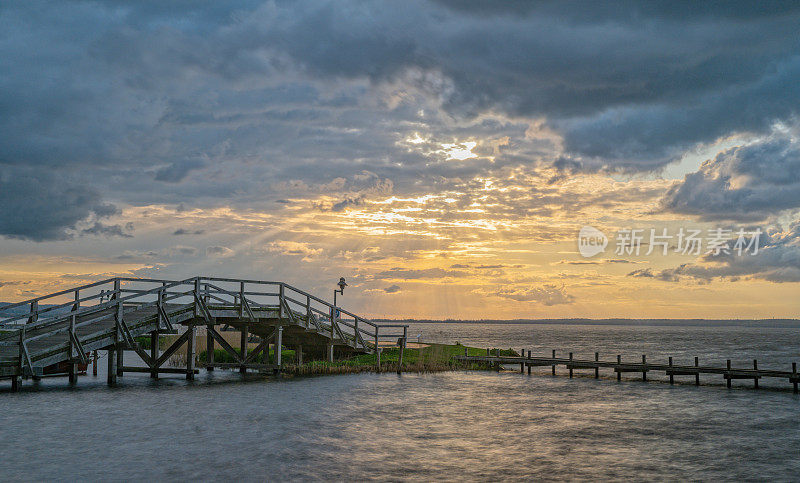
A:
457 350 800 392
0 276 408 391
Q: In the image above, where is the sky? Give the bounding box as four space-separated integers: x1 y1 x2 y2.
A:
1 1 799 319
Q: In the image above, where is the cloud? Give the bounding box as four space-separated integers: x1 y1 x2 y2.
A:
627 267 681 282
632 221 800 283
560 258 637 265
173 228 205 235
331 195 366 212
80 222 134 238
239 1 800 170
171 246 199 256
266 241 323 261
476 284 574 305
384 284 402 294
154 159 207 183
2 1 798 222
0 168 120 241
375 267 468 280
0 280 28 288
206 245 235 258
662 131 800 221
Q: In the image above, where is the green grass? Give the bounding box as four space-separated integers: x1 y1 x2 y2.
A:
199 348 296 364
299 343 518 368
165 337 517 373
195 342 517 368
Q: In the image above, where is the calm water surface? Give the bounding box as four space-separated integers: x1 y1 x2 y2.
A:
1 323 799 481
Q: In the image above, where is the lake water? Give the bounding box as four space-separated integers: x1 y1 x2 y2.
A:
2 322 799 481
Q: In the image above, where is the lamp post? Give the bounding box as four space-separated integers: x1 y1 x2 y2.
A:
333 277 347 308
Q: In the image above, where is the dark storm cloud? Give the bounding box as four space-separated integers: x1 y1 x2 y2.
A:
2 0 799 239
662 133 800 221
249 1 800 166
0 168 118 241
630 222 800 283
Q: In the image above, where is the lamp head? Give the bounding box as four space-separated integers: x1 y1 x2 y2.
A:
338 277 348 292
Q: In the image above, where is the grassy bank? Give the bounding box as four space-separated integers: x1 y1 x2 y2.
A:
196 342 518 375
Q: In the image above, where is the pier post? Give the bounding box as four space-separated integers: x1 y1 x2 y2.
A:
375 327 380 372
669 357 674 385
695 357 700 385
397 331 405 374
793 363 798 393
753 359 758 389
297 344 303 365
569 352 573 378
595 352 599 379
92 350 98 377
116 344 124 377
486 347 490 356
616 355 621 381
107 347 117 385
240 327 248 374
726 359 732 388
520 349 525 374
275 326 283 374
186 325 196 380
642 355 647 381
552 350 556 375
528 350 532 375
327 343 334 362
150 330 159 379
11 375 21 392
206 325 214 372
68 313 77 384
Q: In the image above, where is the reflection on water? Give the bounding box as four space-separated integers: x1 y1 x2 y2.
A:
1 323 799 481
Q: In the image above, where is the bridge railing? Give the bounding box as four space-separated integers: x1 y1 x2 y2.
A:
197 277 406 351
0 276 407 355
0 278 200 377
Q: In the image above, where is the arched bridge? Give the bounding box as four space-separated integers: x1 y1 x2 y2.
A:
0 277 408 391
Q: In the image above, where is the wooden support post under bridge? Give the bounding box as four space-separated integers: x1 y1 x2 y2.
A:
397 326 407 375
107 347 117 385
206 325 214 372
150 330 159 379
275 326 283 374
240 327 248 374
186 325 196 380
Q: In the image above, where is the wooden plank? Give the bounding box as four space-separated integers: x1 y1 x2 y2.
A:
201 362 277 371
122 367 199 374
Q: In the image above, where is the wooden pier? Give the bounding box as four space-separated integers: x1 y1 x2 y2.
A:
456 350 800 393
1 277 408 391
